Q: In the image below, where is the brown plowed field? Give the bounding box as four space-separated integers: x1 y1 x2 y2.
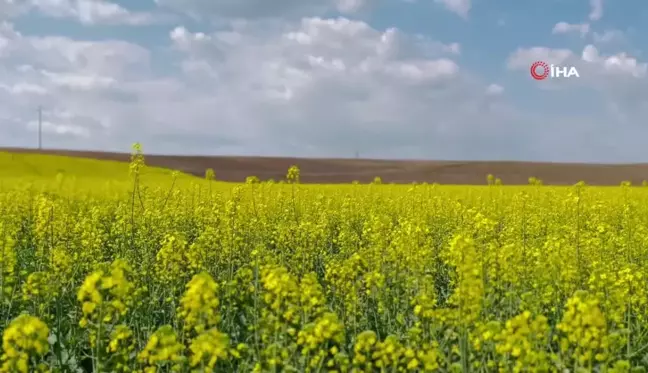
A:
3 147 648 185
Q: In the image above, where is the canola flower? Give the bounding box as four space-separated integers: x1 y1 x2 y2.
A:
0 314 49 373
0 149 647 371
138 325 186 372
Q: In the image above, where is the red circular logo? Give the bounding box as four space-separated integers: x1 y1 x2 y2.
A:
530 61 549 80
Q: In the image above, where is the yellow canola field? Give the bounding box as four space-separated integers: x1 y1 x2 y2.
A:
0 149 647 372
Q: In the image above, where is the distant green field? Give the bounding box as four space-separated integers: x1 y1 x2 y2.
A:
0 151 202 192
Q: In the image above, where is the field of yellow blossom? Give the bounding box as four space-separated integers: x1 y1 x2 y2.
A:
1 145 648 372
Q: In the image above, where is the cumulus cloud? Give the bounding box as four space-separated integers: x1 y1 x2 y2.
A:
0 21 151 147
434 0 470 18
155 0 372 21
589 0 603 21
503 43 648 162
0 0 29 19
155 0 472 21
164 17 511 158
21 0 164 25
486 83 503 95
507 45 647 82
592 29 624 44
0 82 47 95
507 47 573 69
552 22 590 37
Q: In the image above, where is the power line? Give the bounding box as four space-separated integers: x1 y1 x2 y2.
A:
38 106 42 150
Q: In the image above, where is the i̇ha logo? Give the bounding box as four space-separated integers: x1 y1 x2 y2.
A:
530 61 580 80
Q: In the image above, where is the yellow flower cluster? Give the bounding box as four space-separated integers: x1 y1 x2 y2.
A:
138 325 185 372
494 311 550 371
0 314 49 373
557 290 614 367
178 272 221 334
78 259 137 329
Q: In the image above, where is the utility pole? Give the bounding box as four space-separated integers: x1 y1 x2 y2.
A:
38 106 42 150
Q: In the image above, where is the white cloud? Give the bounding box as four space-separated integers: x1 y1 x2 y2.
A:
593 29 624 44
25 37 150 77
581 44 598 62
27 120 90 137
40 70 117 90
0 21 151 144
506 44 647 104
155 0 371 20
507 47 573 69
486 83 503 95
334 0 367 13
156 0 472 21
0 0 29 19
500 40 648 161
599 56 646 78
589 0 603 21
508 45 647 78
434 0 470 18
552 22 589 37
581 45 647 77
163 17 486 156
0 82 47 95
28 0 161 25
444 42 460 54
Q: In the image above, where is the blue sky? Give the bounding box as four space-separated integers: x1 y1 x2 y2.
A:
1 0 647 162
